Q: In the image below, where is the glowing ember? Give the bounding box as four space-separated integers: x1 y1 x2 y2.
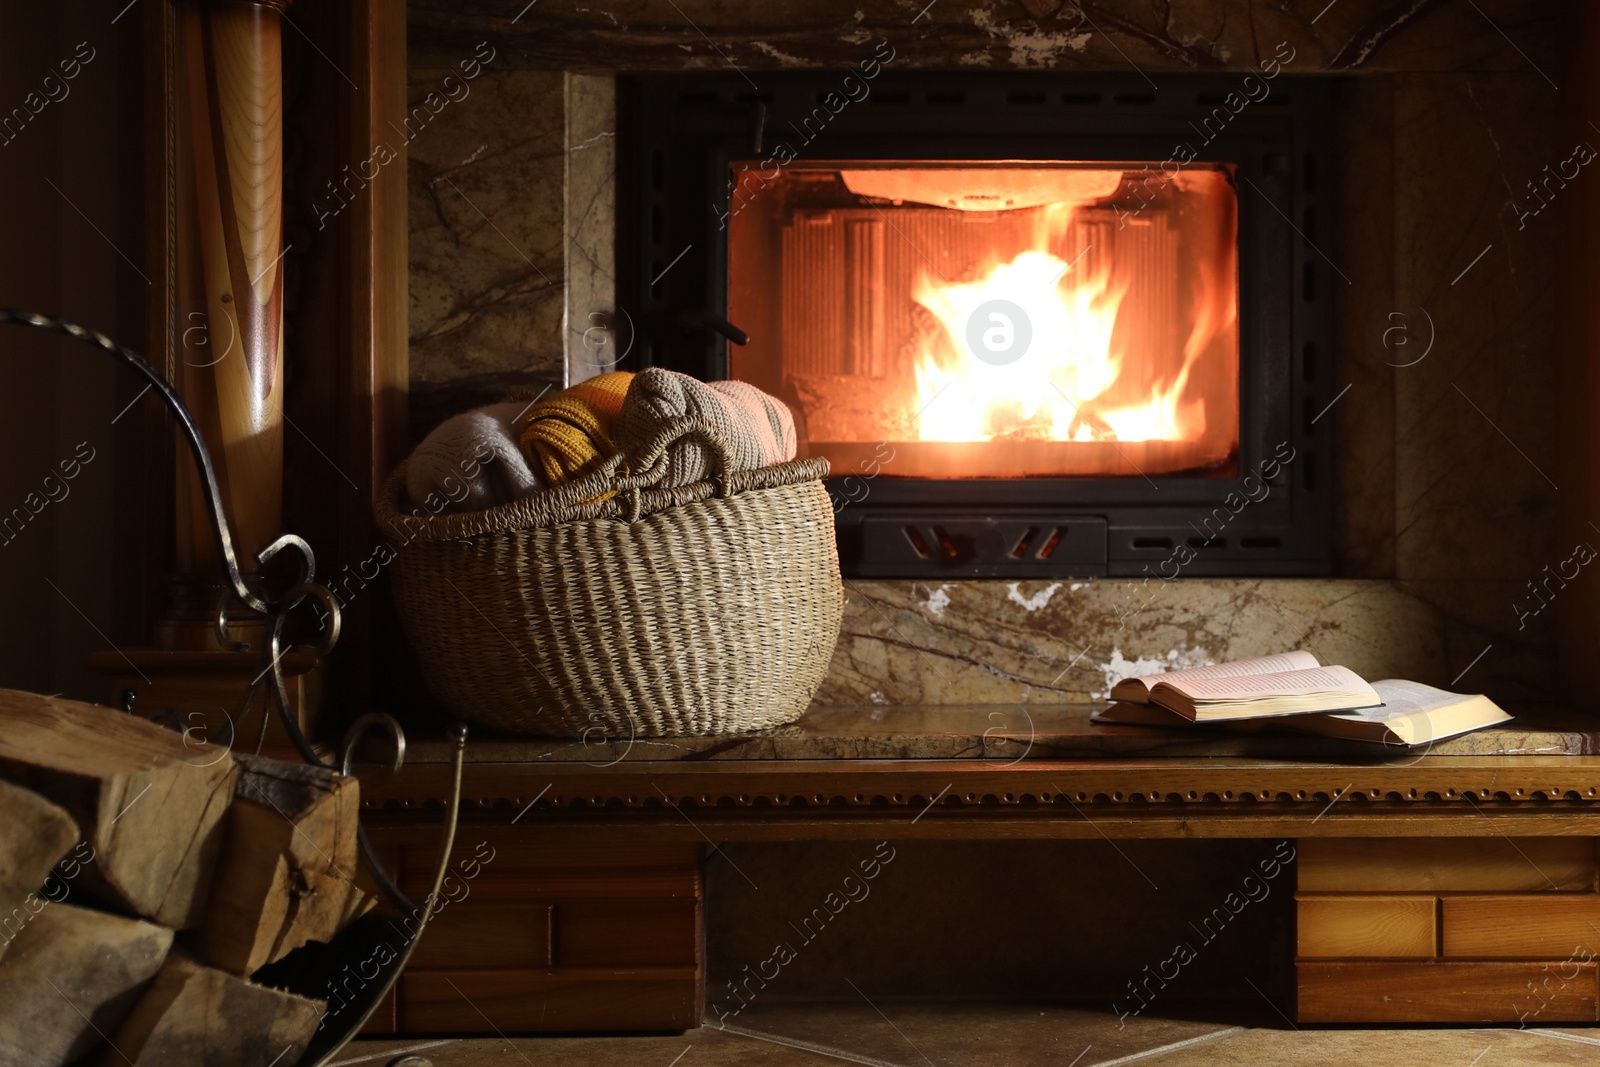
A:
911 202 1234 445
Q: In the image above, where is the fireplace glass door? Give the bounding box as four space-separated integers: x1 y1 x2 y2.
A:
727 161 1241 481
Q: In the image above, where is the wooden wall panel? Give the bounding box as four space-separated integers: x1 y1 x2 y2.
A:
399 840 701 879
279 0 410 727
557 902 699 968
409 903 554 969
1442 896 1600 959
1297 895 1436 959
411 868 698 903
1298 961 1599 1023
359 988 396 1035
371 831 704 1033
1298 838 1595 892
1560 0 1600 710
1298 837 1600 1022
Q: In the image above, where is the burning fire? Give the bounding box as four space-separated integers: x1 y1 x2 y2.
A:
912 203 1233 445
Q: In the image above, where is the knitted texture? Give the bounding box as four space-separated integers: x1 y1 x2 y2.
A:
406 401 544 512
614 368 797 487
516 371 634 485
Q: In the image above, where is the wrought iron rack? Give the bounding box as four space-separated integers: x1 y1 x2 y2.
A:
1 308 462 1067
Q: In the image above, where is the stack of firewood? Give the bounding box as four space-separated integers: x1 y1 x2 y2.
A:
0 688 376 1066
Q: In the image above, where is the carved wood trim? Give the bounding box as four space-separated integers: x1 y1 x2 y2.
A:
362 759 1600 822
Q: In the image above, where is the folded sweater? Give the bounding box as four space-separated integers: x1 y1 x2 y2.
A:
406 401 544 512
404 370 797 513
614 368 797 487
516 371 635 486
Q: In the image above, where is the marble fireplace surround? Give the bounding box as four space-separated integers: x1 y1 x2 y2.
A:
406 0 1574 711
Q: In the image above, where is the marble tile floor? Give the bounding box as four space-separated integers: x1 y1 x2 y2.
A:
341 1002 1600 1066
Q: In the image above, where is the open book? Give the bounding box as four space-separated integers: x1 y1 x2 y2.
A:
1110 651 1320 704
1106 651 1380 722
1096 679 1511 745
1146 664 1381 721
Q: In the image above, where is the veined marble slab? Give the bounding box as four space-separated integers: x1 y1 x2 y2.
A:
398 704 1597 764
820 578 1556 708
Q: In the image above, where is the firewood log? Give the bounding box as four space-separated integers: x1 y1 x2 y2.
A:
0 900 172 1066
0 778 78 959
0 688 236 930
104 955 325 1067
189 754 375 975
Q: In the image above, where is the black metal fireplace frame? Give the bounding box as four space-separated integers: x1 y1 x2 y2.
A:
621 71 1334 578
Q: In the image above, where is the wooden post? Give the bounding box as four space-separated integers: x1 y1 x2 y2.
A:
166 0 290 649
92 0 314 755
94 1 410 750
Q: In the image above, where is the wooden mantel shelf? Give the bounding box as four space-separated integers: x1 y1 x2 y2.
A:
361 704 1600 840
377 703 1600 765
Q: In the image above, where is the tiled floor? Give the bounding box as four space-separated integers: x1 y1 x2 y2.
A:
340 1003 1600 1066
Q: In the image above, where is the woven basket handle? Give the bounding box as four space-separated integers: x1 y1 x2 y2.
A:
614 416 735 495
526 415 736 521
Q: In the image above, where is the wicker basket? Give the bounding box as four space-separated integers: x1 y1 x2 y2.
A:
373 417 845 737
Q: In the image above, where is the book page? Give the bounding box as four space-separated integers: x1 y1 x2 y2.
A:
1326 681 1500 724
1158 664 1371 701
1115 651 1319 693
1363 679 1470 716
1323 704 1428 724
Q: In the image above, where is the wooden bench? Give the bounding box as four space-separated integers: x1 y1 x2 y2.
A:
358 705 1600 1032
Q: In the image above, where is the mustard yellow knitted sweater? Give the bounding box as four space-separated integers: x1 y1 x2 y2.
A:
516 371 634 486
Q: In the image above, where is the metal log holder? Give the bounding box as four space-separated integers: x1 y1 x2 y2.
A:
0 309 463 1067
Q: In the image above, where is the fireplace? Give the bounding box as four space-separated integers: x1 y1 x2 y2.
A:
728 160 1241 481
623 73 1334 578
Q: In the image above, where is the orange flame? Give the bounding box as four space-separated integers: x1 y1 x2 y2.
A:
912 203 1232 445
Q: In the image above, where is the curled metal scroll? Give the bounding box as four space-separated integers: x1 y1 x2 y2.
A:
1 309 465 1067
0 308 310 617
